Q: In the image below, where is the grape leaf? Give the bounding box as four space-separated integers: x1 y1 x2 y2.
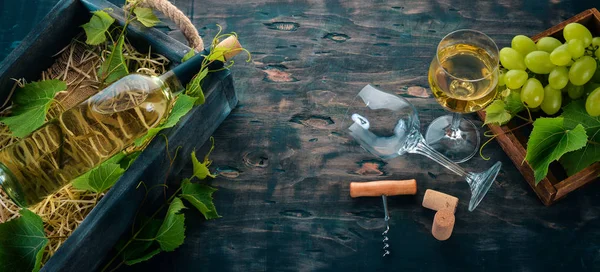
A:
0 80 66 138
99 35 128 84
185 68 209 105
134 94 196 146
208 46 228 62
191 149 216 180
133 7 160 27
119 150 141 170
72 162 125 193
484 100 511 125
155 197 186 252
82 10 115 45
125 248 162 265
72 152 132 191
505 90 525 115
72 171 97 191
88 163 125 193
559 101 600 175
0 209 48 272
181 178 220 219
483 91 525 126
117 217 163 265
181 50 195 62
525 117 587 183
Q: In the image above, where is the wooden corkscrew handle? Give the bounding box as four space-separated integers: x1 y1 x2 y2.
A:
350 179 417 197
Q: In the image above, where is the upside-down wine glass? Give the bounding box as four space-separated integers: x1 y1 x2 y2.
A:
426 29 500 163
345 84 501 211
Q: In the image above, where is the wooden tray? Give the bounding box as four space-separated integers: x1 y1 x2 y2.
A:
477 8 600 206
0 0 237 271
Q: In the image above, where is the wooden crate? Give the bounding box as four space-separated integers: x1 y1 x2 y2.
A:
0 0 238 271
477 8 600 206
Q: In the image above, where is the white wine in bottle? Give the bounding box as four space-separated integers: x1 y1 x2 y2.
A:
0 37 242 206
429 43 498 113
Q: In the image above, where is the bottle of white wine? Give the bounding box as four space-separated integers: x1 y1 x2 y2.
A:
0 37 241 207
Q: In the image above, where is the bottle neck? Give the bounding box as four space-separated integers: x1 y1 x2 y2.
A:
170 50 209 85
158 48 225 96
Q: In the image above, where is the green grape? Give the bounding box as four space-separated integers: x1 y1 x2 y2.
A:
548 66 569 89
549 44 571 66
586 87 600 116
536 37 562 53
498 70 506 86
505 69 528 89
568 56 596 86
596 48 600 59
563 23 593 47
567 39 585 59
540 85 562 115
499 47 526 70
521 78 544 108
524 51 555 74
593 37 600 48
512 35 537 56
566 82 585 99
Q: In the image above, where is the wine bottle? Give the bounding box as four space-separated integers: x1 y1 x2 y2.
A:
0 36 241 207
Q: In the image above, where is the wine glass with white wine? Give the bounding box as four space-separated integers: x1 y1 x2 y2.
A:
426 29 499 163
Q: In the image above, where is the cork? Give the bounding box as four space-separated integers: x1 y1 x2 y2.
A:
422 189 459 213
350 179 417 197
215 36 243 61
432 209 455 241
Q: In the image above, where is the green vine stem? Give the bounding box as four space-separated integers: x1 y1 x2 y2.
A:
479 106 534 160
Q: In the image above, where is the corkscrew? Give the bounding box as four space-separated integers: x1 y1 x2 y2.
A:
350 179 417 257
381 195 391 257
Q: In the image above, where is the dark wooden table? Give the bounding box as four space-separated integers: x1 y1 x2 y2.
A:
3 0 600 271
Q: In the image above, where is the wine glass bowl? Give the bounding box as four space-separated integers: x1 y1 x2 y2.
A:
426 29 500 163
429 30 499 106
344 85 501 211
345 85 419 159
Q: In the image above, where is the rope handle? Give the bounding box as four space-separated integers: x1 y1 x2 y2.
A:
126 0 204 51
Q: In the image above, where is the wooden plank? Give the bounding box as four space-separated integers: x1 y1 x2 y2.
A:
127 1 600 271
554 162 600 200
5 1 600 271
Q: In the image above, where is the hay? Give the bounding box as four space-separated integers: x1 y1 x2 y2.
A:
0 33 169 264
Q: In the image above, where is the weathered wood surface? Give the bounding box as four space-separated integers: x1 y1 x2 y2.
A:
3 0 600 271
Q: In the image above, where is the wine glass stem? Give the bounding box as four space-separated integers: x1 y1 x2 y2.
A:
448 112 462 137
412 140 469 178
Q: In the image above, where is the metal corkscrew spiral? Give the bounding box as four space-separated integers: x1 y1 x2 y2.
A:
381 195 391 257
350 180 417 258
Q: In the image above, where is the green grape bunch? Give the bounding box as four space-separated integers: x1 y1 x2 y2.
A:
494 22 600 118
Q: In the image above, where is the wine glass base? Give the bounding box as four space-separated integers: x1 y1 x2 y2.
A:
467 161 502 211
425 115 480 163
